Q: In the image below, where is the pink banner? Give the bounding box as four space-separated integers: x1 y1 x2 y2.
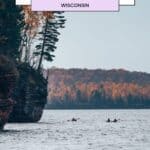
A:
32 0 119 11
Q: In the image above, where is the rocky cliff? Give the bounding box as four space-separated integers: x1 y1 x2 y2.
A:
0 55 18 129
9 63 47 122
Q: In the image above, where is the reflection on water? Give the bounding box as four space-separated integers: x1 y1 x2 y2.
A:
0 110 150 150
0 130 21 133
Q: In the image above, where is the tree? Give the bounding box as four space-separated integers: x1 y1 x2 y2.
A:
34 12 66 70
91 90 101 106
0 0 24 60
19 7 53 64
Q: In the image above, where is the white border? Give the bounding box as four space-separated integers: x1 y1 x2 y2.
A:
16 0 31 5
120 0 135 5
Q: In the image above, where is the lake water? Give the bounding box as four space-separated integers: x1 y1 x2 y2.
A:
0 110 150 150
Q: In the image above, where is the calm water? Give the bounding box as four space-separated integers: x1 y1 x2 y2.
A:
0 110 150 150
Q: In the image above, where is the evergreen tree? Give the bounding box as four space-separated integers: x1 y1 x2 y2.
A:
34 12 66 70
91 90 101 106
0 0 24 60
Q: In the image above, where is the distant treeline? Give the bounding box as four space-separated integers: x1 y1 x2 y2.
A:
46 68 150 109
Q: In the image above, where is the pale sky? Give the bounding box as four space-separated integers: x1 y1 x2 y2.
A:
44 0 150 73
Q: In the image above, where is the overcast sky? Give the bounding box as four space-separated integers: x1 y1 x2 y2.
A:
44 0 150 73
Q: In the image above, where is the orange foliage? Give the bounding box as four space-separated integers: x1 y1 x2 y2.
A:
47 68 150 103
22 6 53 36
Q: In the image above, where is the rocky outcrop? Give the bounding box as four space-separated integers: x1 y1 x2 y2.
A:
0 99 14 130
0 55 18 129
9 63 47 122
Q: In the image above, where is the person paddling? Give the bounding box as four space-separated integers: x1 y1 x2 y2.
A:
106 118 118 123
106 118 111 123
113 119 118 122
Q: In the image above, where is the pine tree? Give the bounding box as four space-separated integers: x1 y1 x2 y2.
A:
34 12 66 70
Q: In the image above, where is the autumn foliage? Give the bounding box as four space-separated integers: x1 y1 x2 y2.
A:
22 6 53 36
46 68 150 108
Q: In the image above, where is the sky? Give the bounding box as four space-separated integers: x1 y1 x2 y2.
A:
44 0 150 73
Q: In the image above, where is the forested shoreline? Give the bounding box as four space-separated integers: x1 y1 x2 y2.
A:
46 68 150 109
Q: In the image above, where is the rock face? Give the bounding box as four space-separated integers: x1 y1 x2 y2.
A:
0 99 14 130
9 63 47 122
0 55 18 129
